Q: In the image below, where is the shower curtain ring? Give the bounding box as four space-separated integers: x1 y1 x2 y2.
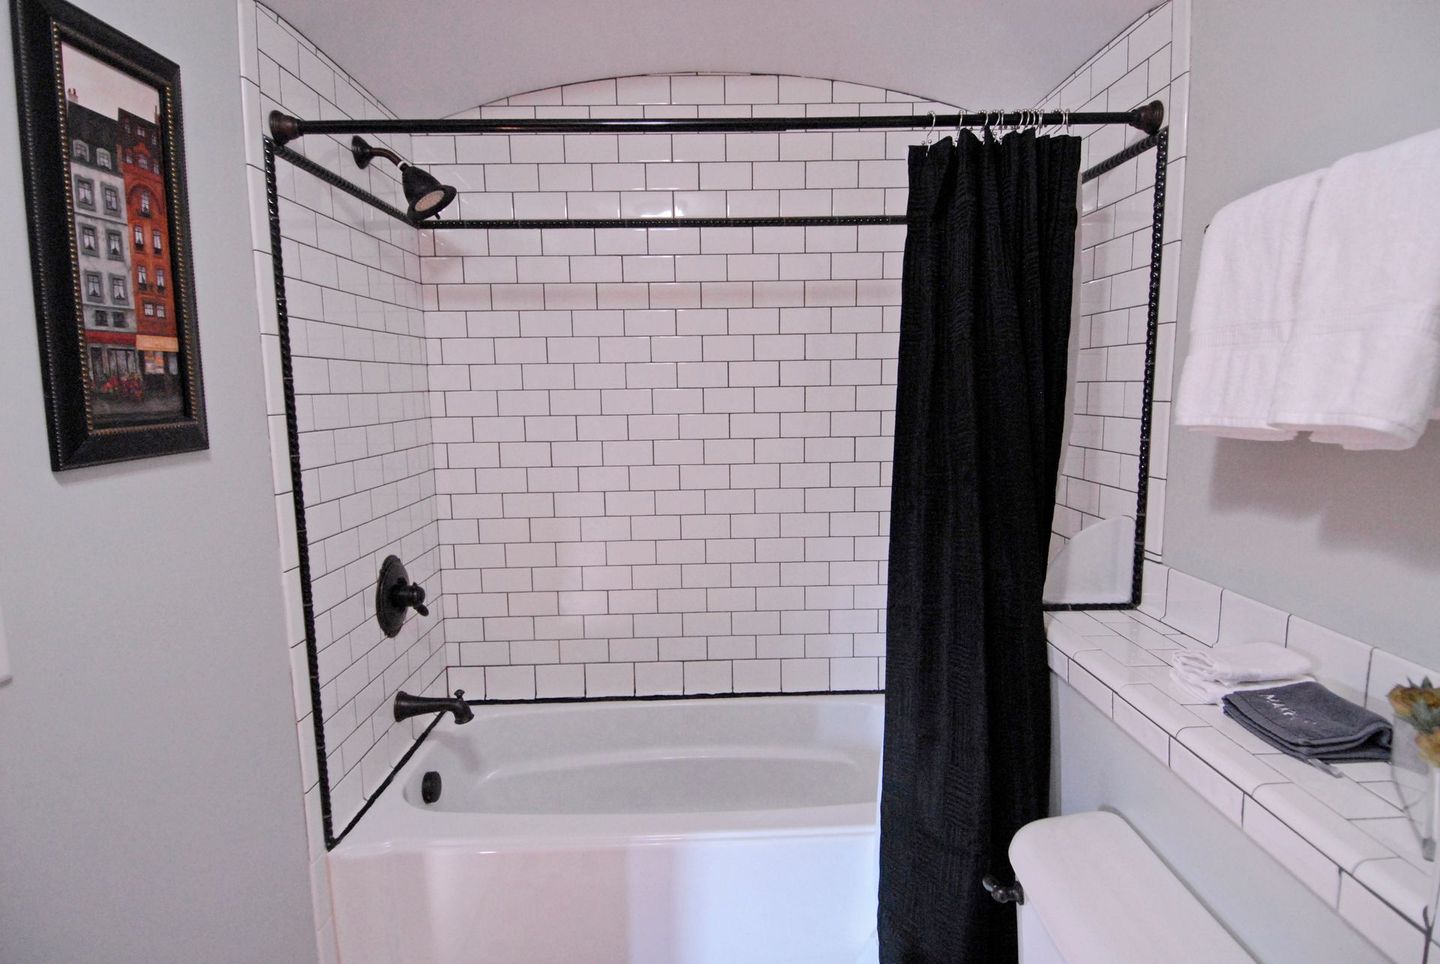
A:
921 111 936 151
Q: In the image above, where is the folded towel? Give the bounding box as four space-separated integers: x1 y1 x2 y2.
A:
1223 681 1392 762
1171 642 1312 685
1170 670 1313 706
1173 170 1324 439
1269 127 1440 450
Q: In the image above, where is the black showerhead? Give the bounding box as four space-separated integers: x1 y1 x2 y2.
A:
351 135 456 222
400 164 457 221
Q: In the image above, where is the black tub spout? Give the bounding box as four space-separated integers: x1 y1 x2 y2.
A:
394 689 474 725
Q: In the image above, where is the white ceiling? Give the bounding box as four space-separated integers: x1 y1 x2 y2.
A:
264 0 1157 118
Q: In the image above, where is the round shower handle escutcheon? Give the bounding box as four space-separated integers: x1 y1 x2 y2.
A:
375 554 431 637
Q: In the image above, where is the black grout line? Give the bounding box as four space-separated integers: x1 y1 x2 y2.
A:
329 666 450 841
323 637 449 763
311 551 443 637
290 443 437 483
323 645 450 756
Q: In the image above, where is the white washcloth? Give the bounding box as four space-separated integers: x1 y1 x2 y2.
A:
1171 641 1311 684
1173 170 1325 439
1170 671 1314 706
1269 127 1440 450
1170 642 1313 706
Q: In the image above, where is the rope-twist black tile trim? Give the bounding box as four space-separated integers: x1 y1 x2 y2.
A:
265 138 336 849
1080 131 1162 183
1043 127 1168 612
1131 129 1168 606
274 143 410 223
434 215 909 229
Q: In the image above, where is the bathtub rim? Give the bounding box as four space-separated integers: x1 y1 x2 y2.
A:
331 691 883 857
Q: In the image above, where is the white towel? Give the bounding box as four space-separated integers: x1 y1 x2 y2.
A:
1171 641 1311 684
1269 127 1440 450
1173 171 1324 439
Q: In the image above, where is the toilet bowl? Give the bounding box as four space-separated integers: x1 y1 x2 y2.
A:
1008 811 1253 964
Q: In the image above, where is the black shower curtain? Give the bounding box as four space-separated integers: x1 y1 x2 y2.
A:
879 129 1081 963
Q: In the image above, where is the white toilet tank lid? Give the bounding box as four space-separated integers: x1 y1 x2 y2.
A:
1009 811 1253 964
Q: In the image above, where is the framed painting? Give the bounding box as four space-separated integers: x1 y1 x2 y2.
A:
11 0 206 470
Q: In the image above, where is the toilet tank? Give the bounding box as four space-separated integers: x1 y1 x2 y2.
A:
1008 812 1253 964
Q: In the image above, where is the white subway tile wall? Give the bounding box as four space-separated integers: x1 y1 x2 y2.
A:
1036 0 1187 567
243 5 449 959
416 78 966 701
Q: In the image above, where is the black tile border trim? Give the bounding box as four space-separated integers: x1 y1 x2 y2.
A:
1046 128 1167 612
1132 129 1169 606
265 138 336 849
458 686 885 707
332 711 444 844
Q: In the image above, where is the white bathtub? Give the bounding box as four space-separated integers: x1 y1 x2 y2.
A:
329 693 883 964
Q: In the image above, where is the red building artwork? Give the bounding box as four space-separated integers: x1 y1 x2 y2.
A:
118 107 179 395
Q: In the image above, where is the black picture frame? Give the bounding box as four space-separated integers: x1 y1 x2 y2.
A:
11 0 206 470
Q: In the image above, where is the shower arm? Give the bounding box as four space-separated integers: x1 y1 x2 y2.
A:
268 101 1164 146
357 141 403 168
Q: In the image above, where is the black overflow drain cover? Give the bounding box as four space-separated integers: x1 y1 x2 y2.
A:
421 770 442 804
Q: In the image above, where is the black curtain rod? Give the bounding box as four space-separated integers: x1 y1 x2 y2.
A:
270 129 1162 231
268 102 1164 144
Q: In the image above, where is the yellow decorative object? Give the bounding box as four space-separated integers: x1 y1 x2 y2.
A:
1419 731 1440 769
1390 685 1421 719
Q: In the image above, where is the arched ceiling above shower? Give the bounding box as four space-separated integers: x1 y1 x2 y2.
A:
262 0 1157 118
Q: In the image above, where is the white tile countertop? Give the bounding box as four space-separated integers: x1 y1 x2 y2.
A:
1047 606 1440 963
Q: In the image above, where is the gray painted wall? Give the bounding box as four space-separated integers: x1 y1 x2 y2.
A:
1054 683 1383 962
0 0 316 961
1166 0 1440 665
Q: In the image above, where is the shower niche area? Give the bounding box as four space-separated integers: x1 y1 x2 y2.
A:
242 4 1177 849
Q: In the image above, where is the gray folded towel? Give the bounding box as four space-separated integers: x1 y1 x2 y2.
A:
1222 681 1392 762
